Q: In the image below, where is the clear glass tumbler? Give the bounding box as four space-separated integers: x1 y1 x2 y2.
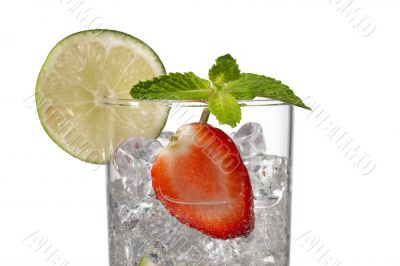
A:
105 99 293 266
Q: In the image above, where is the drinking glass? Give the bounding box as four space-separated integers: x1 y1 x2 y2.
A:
105 99 293 266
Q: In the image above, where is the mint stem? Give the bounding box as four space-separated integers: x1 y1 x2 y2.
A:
199 108 211 123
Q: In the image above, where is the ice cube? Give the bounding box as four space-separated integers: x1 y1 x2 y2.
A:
202 238 236 264
244 153 265 173
247 155 289 208
258 155 288 179
113 137 162 185
230 122 266 158
117 201 154 229
124 173 155 201
113 137 145 178
118 204 139 229
114 137 163 165
139 178 155 198
143 140 163 162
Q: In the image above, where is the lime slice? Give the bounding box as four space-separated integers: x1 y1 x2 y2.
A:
138 255 157 266
36 30 169 164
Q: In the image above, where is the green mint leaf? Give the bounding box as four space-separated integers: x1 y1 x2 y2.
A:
129 54 310 128
208 91 241 127
130 72 212 100
226 73 311 110
208 54 241 88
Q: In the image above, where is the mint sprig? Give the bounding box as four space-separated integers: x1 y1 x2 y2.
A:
130 54 310 127
208 54 241 88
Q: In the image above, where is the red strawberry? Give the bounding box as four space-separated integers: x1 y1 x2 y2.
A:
151 123 254 239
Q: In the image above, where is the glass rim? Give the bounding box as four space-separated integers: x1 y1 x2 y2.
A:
102 97 291 107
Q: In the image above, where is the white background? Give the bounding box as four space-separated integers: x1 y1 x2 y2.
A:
0 0 399 265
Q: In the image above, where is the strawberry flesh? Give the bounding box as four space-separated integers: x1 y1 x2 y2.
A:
151 123 254 239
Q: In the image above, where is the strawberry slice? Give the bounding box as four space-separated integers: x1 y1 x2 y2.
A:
151 123 254 239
